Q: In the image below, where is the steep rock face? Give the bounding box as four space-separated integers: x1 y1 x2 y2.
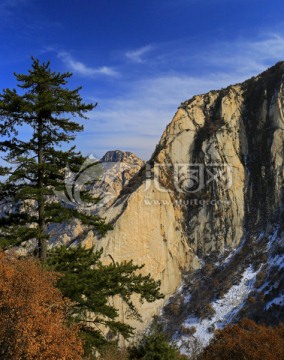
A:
90 150 144 211
48 150 144 247
83 179 193 335
85 63 284 335
156 85 246 255
9 150 145 256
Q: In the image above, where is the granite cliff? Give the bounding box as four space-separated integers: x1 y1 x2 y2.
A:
10 150 144 254
13 63 281 342
82 62 283 338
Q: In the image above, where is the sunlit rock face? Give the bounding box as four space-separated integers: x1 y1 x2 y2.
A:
91 150 145 211
48 150 144 247
7 64 284 336
84 62 284 335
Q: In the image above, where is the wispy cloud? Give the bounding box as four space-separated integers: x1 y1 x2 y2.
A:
58 51 119 77
79 73 241 160
199 33 284 74
125 45 154 63
135 33 284 79
77 33 284 160
0 0 30 23
0 0 27 13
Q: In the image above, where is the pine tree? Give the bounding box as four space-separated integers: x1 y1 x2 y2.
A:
46 245 164 355
0 58 110 260
128 321 186 360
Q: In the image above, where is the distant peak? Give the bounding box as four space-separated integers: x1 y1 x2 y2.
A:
100 150 143 165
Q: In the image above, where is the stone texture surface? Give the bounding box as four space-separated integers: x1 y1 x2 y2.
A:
8 64 283 338
47 151 144 247
92 150 144 211
84 63 284 335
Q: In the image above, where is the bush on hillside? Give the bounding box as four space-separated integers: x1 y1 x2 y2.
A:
0 252 83 359
199 318 284 360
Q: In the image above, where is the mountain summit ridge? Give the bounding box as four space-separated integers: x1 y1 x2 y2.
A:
100 150 144 165
82 63 283 340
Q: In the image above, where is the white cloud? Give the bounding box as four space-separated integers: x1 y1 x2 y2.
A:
77 33 284 160
79 73 242 160
125 45 154 63
58 51 119 77
198 33 284 75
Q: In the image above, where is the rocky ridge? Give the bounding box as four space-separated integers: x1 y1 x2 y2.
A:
10 150 144 254
91 150 144 211
82 62 284 337
49 150 144 247
11 64 281 343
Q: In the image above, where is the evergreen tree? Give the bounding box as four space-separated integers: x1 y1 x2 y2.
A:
0 58 110 259
46 245 164 355
128 321 185 360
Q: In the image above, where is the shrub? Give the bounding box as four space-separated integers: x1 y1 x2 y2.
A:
128 324 186 360
180 326 196 336
254 270 266 288
195 304 215 320
199 319 284 360
201 263 215 276
98 344 129 360
179 337 203 360
0 252 83 359
168 302 182 317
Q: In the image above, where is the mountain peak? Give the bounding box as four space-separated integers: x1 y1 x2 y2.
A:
100 150 144 166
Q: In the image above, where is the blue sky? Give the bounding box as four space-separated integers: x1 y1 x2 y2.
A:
1 0 284 160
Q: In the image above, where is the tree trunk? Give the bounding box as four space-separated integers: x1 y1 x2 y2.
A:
37 117 46 261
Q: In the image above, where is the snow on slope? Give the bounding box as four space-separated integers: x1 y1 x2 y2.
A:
266 294 284 309
262 228 284 309
177 266 258 353
174 227 284 355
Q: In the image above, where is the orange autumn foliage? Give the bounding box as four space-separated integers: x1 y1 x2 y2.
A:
0 252 83 360
200 318 284 360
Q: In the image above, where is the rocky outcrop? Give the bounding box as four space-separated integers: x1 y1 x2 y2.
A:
91 150 144 211
100 150 144 165
47 150 144 247
85 62 284 335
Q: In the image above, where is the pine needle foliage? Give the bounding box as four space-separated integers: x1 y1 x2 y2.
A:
129 322 186 360
47 245 164 355
0 58 110 259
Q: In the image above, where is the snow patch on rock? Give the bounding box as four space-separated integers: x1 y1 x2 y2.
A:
177 266 258 353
